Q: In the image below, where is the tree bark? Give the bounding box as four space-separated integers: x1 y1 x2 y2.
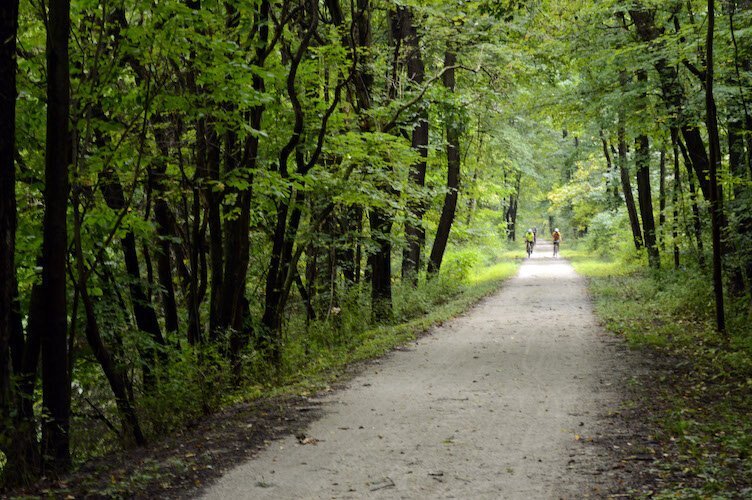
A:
428 51 461 275
705 0 726 334
369 209 394 322
0 0 41 485
0 0 19 451
728 118 746 198
40 0 72 473
99 166 166 383
634 69 659 268
221 0 268 372
151 126 179 334
72 203 146 447
600 131 619 210
505 171 521 241
677 135 706 266
671 129 681 269
400 7 428 283
659 146 667 250
617 122 643 250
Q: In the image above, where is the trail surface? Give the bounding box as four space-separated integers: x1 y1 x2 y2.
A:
202 242 627 499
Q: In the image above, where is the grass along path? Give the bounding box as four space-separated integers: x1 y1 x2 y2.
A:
570 251 752 498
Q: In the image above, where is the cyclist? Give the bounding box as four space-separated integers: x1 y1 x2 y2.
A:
552 227 562 257
532 227 538 244
524 228 535 257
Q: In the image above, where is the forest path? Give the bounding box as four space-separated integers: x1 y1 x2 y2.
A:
201 241 627 499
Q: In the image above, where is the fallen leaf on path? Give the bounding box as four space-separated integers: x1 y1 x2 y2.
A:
296 433 320 445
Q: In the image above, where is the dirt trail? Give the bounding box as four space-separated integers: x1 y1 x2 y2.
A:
201 242 628 499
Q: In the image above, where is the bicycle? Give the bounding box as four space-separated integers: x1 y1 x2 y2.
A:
526 240 534 258
553 241 559 258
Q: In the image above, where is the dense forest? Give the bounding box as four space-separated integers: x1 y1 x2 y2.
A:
1 0 751 491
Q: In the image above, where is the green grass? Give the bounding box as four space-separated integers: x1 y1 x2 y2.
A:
572 251 752 497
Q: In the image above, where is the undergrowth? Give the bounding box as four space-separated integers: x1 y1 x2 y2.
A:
570 251 752 498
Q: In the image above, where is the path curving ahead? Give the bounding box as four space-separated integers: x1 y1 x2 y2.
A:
201 241 624 499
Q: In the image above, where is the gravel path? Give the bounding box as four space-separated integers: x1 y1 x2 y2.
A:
201 242 626 499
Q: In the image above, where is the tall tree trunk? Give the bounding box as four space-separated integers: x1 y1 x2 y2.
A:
0 0 41 485
635 132 659 267
204 124 223 337
728 118 746 198
0 0 19 453
617 121 643 250
350 0 395 321
676 135 706 265
72 203 145 447
505 171 521 241
222 0 268 372
99 166 166 386
705 0 726 334
151 126 179 334
659 146 667 249
671 129 681 269
369 209 394 322
634 69 659 268
400 7 427 284
600 131 619 210
40 0 72 473
261 0 319 362
428 51 461 275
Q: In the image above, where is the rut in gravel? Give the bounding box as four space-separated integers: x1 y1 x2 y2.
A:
201 241 628 499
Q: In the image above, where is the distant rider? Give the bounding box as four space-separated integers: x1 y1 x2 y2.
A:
524 228 535 257
552 227 562 257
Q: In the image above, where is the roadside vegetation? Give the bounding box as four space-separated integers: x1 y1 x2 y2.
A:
570 243 752 497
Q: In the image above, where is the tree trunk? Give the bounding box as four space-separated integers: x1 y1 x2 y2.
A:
676 135 706 265
72 203 145 447
600 131 619 210
261 0 319 362
0 0 19 454
728 119 746 198
151 126 179 334
705 0 726 335
505 171 521 241
369 209 394 322
671 129 681 269
428 51 461 276
659 146 666 250
400 7 427 284
40 0 72 473
0 0 41 485
222 0 268 371
617 123 643 250
99 166 166 383
634 69 659 268
635 131 659 267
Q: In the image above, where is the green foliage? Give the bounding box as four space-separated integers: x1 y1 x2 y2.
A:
139 345 232 436
574 253 752 496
